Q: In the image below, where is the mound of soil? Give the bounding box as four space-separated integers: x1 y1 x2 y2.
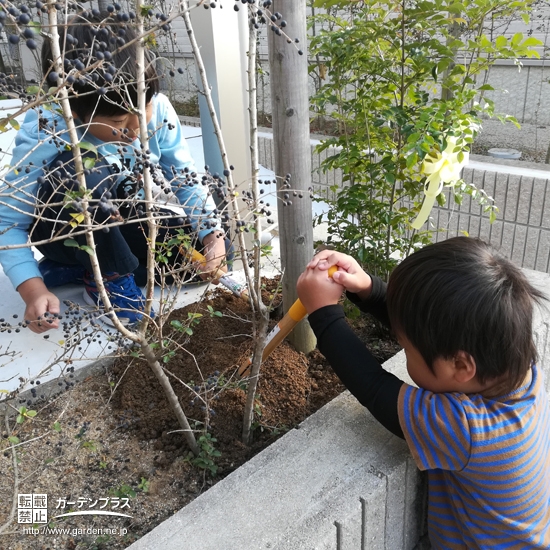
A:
0 281 400 550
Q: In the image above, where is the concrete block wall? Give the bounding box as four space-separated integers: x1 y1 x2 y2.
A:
531 269 550 395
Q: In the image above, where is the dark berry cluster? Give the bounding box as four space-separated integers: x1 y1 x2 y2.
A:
231 0 303 54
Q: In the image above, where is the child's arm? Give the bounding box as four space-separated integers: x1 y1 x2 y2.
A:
154 95 222 249
0 108 65 289
18 278 60 333
297 265 404 438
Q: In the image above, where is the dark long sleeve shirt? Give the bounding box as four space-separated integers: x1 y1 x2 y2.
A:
307 276 404 438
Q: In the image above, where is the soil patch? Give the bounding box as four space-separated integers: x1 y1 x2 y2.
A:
0 280 400 550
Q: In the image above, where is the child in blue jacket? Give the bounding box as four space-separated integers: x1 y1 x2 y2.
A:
0 11 227 330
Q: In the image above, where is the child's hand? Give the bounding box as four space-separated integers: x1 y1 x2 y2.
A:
297 264 344 314
18 278 60 334
308 250 372 298
199 231 227 284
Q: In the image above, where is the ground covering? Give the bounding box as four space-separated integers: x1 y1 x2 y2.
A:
0 281 400 550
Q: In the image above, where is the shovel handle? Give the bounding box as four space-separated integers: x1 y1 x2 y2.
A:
238 265 338 377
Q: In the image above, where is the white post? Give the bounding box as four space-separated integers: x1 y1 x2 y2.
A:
190 6 252 208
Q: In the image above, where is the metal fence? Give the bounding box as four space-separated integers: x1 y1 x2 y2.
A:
431 166 550 273
257 130 550 274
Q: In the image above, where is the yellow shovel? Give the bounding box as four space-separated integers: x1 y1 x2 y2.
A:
237 265 337 377
182 245 337 378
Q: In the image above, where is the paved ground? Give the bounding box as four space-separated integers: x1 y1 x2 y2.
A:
474 118 550 163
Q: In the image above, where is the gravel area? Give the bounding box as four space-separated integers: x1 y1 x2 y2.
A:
473 118 550 164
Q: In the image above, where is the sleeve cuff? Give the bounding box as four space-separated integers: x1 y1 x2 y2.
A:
9 260 42 290
346 274 386 306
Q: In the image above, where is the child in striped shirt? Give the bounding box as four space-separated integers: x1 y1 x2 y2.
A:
297 236 550 549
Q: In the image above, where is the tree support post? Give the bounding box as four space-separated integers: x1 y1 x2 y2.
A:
268 0 315 354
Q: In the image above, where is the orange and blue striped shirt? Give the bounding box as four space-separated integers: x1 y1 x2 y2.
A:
399 363 550 549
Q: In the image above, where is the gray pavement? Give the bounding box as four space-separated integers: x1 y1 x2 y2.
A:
473 118 550 164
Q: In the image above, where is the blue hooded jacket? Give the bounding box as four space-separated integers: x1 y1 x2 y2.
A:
0 93 218 289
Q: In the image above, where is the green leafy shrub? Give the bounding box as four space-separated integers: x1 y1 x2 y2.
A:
310 0 541 278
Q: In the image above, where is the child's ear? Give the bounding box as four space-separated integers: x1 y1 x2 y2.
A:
453 351 477 383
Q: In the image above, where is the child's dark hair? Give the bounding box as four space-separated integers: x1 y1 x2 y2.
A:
41 11 159 121
386 237 546 394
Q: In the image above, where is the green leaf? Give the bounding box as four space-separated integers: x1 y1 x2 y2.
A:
26 410 37 418
170 320 184 331
83 157 96 170
9 119 20 131
63 238 79 248
522 37 543 48
495 35 508 49
511 33 523 47
8 436 19 444
406 151 418 169
80 245 94 256
79 141 98 155
53 421 61 432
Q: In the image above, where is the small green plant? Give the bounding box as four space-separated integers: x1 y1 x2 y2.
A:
81 440 98 451
74 422 98 451
109 483 137 499
184 432 221 476
207 305 223 318
16 406 37 424
171 312 203 336
137 477 150 493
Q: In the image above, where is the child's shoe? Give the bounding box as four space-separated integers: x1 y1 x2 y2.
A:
83 272 154 326
38 258 85 287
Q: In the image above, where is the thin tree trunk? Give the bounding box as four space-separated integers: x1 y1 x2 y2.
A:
268 0 315 354
242 15 270 445
141 343 199 455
